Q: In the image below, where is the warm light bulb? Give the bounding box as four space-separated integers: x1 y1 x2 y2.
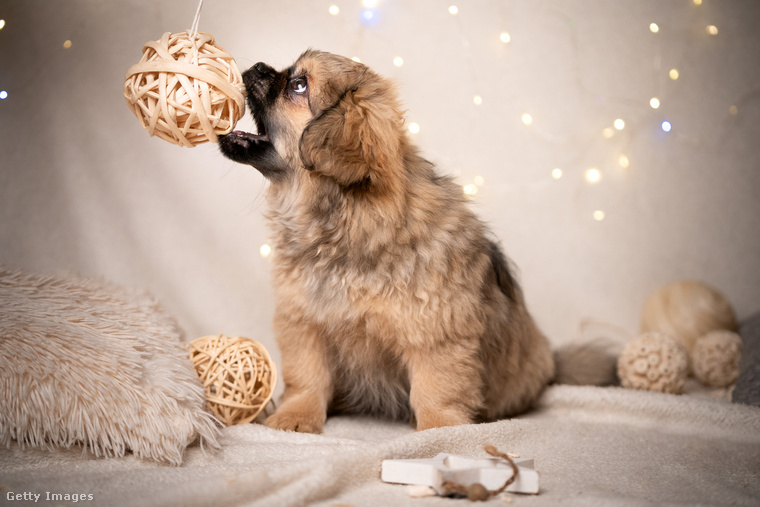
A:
706 25 718 35
393 56 404 67
351 56 362 63
602 128 614 139
669 68 679 80
521 113 533 125
619 155 630 168
693 0 702 5
614 119 625 130
649 23 659 33
63 40 72 49
408 122 420 134
552 168 563 179
463 184 477 196
499 32 511 43
473 95 483 105
329 5 339 15
593 210 606 221
650 97 660 109
449 6 459 15
260 244 272 257
585 168 601 183
0 19 5 30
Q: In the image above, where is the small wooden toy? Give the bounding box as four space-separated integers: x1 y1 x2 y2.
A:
381 451 539 496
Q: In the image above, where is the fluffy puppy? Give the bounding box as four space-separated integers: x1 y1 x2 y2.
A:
219 50 555 432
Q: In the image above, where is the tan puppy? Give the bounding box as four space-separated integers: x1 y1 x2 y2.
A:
219 50 555 432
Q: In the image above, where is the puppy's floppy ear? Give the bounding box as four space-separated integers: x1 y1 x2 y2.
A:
299 76 404 189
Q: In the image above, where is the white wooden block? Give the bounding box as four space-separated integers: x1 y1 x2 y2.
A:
381 453 539 495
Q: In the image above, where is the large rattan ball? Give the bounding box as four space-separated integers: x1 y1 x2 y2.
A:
640 281 737 362
187 334 277 426
617 332 688 394
692 330 742 388
124 31 245 148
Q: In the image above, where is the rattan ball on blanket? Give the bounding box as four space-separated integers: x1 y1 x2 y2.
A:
187 334 277 426
617 332 688 394
692 330 742 388
124 31 245 147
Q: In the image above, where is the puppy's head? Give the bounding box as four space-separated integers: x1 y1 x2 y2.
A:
219 50 406 189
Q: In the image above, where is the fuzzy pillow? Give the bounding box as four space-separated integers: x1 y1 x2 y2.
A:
0 268 220 465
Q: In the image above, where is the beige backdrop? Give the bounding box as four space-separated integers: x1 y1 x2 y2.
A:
1 0 758 377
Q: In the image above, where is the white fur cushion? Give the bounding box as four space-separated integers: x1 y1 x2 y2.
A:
0 268 220 465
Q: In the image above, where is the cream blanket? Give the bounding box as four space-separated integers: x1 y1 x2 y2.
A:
2 384 758 506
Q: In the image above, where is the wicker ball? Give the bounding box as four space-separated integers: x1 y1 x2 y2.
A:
617 332 688 394
124 31 245 148
692 330 742 388
187 334 277 426
640 280 737 361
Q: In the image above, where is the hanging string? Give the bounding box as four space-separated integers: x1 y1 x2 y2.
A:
189 0 205 65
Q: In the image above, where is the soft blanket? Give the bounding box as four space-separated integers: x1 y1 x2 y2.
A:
1 385 758 507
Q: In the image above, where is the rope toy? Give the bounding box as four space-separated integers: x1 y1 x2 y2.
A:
692 330 742 388
187 334 277 426
123 0 244 147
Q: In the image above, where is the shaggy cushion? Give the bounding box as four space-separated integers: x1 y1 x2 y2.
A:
733 311 760 407
0 268 220 465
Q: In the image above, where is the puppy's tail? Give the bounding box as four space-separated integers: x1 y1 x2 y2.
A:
552 319 631 386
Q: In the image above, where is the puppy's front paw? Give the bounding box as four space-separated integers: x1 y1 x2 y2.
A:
415 408 472 431
265 409 325 433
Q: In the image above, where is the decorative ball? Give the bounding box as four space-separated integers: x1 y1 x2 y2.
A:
692 330 742 388
187 334 277 426
617 332 688 394
640 280 737 361
124 31 245 148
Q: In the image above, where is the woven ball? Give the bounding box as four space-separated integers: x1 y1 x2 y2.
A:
640 280 737 362
187 334 277 426
692 330 742 388
617 332 688 394
124 31 245 148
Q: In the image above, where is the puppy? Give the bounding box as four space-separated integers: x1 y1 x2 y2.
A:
219 50 555 432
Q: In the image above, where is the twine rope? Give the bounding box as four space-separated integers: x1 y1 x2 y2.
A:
441 444 521 501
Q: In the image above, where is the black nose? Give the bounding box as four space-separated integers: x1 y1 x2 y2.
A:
253 62 274 77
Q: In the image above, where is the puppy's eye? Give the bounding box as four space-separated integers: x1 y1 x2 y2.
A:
289 77 308 95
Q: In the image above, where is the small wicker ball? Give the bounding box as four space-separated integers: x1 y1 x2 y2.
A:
124 31 245 148
640 280 737 361
617 332 688 394
187 334 277 426
692 330 742 388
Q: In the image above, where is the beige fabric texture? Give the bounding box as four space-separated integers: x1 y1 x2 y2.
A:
0 269 221 466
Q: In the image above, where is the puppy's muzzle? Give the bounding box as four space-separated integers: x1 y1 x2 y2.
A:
243 62 276 97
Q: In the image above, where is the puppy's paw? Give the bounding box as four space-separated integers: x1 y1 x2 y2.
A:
415 408 472 431
265 409 325 434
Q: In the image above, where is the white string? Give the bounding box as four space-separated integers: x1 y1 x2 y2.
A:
190 0 204 39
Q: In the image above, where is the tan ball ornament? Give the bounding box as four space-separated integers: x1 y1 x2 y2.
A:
617 332 688 394
124 30 245 147
692 330 742 388
187 334 277 426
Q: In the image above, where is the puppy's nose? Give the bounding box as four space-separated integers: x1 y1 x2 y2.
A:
253 62 274 77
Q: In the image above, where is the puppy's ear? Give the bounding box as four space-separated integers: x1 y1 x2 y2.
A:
299 79 404 189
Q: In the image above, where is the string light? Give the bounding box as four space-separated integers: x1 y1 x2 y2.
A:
362 0 377 7
650 97 660 109
619 155 630 168
499 32 511 43
585 168 601 183
669 68 679 80
351 56 361 63
649 23 660 33
474 175 485 186
706 25 718 36
328 5 339 15
449 6 459 15
408 122 420 134
661 120 672 132
473 95 483 105
260 244 272 258
393 56 404 67
463 184 477 196
63 40 72 49
521 113 533 125
593 210 606 221
0 91 8 100
614 118 625 130
552 168 563 179
602 128 614 139
361 9 376 25
693 0 702 5
0 19 5 30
